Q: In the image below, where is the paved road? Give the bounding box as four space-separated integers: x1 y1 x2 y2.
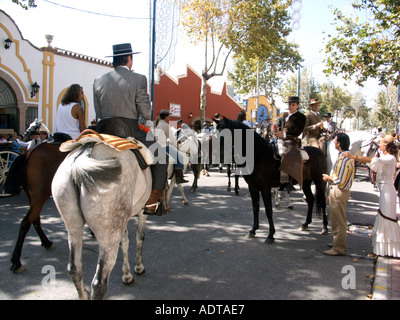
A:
0 166 378 301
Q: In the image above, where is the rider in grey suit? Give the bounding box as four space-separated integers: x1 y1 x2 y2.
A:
93 43 167 215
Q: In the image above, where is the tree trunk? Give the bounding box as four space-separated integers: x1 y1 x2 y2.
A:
200 75 207 127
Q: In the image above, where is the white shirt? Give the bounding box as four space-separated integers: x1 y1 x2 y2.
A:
56 102 81 139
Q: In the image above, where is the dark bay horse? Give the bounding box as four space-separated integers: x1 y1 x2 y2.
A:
216 117 328 243
5 122 69 273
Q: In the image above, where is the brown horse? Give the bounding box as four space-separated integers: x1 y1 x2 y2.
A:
5 142 67 273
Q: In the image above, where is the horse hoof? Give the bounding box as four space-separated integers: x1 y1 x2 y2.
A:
288 206 294 210
299 225 308 231
183 201 189 205
45 244 56 250
265 237 275 244
134 266 145 276
10 264 26 274
320 228 328 235
122 275 135 285
247 233 256 238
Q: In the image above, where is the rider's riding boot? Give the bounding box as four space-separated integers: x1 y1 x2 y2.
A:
144 189 162 215
175 169 188 184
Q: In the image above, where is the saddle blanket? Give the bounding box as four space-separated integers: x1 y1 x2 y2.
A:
59 129 154 166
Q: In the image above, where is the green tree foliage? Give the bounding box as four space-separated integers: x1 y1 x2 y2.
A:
279 70 321 111
373 85 398 132
180 0 296 124
324 0 400 86
11 0 37 10
228 41 302 98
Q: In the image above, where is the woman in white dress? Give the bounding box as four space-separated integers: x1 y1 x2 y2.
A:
345 135 400 257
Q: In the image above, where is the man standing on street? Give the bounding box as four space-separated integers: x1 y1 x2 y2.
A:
322 133 355 256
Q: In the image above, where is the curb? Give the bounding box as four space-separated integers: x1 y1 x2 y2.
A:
372 257 390 300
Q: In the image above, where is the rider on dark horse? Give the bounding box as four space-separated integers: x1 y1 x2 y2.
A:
93 43 167 215
274 96 307 187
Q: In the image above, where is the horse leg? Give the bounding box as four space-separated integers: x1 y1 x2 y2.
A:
286 190 293 209
248 187 260 238
54 194 89 299
134 213 147 275
177 183 189 205
33 215 55 249
261 188 275 243
10 198 53 273
234 174 240 195
273 187 280 208
91 242 120 300
227 164 232 192
10 212 33 273
165 178 174 211
190 163 199 193
120 228 134 285
300 180 313 231
285 184 293 210
190 176 198 193
315 181 328 235
67 223 89 300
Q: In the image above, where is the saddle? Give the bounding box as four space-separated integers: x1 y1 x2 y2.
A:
59 129 153 170
47 132 72 146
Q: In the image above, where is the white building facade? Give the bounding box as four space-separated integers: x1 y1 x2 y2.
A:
0 9 113 135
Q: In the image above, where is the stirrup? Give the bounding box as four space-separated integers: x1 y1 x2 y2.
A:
143 202 159 215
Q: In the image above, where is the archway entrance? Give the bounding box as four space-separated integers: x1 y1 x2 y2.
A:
0 78 19 133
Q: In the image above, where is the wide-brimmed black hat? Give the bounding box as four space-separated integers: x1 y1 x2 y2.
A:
286 96 300 104
324 112 332 117
106 43 140 57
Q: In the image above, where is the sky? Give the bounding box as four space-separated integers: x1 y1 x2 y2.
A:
0 0 380 109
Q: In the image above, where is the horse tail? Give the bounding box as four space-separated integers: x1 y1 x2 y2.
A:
4 153 27 194
70 143 122 191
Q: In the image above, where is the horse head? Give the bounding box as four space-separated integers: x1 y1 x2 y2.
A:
24 118 42 140
215 116 232 132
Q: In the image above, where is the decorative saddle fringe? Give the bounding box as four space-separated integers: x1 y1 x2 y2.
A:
59 129 154 166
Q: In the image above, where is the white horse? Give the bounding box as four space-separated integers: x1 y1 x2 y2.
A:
165 124 200 211
52 139 152 300
165 126 201 210
326 131 375 174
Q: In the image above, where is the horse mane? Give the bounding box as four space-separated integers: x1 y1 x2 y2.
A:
218 117 273 167
221 118 269 150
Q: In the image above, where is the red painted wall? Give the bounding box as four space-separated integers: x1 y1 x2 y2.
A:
154 66 243 124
